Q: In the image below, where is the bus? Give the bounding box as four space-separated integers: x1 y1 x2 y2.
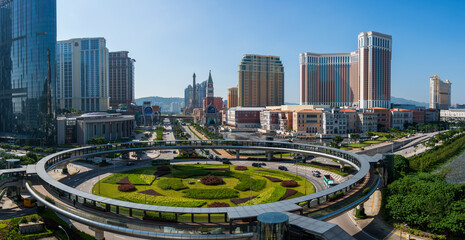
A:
151 159 170 166
323 175 335 187
24 197 37 208
201 149 210 155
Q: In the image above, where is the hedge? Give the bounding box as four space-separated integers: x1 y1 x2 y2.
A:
157 179 187 190
184 188 239 199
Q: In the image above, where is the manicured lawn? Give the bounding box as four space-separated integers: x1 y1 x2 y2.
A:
345 143 368 148
93 164 315 207
363 140 383 144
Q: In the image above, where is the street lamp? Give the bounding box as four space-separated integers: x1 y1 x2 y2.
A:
58 226 69 240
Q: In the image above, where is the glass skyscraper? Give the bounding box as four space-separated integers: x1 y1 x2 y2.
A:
0 0 57 141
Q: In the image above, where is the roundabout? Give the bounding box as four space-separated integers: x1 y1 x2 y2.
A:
26 140 380 239
92 164 315 214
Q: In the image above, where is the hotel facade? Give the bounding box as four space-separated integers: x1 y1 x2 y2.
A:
300 31 392 109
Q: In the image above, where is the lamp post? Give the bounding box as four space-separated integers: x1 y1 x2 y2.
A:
98 164 100 194
58 226 69 240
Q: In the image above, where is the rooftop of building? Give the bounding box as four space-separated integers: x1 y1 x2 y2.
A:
391 108 412 112
339 109 357 113
296 110 323 113
358 31 392 39
370 107 389 110
228 107 264 111
300 51 358 57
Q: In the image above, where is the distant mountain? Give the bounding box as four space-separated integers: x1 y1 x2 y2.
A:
135 96 184 113
284 102 298 105
391 96 428 108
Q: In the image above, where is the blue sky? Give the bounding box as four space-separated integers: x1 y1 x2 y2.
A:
57 0 465 104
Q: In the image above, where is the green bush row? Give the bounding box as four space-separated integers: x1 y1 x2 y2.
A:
184 188 239 199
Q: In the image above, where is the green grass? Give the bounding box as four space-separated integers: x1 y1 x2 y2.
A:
345 143 368 148
363 140 383 144
103 168 156 185
0 223 8 229
94 164 315 207
240 186 287 206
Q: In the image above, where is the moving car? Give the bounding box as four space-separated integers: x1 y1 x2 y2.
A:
312 170 321 177
278 166 288 171
252 163 261 167
222 160 232 164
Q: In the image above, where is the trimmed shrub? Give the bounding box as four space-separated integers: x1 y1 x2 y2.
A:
157 179 187 190
184 188 239 199
280 180 298 187
19 217 28 224
157 166 171 172
200 176 224 185
207 202 230 208
118 184 137 192
234 166 248 171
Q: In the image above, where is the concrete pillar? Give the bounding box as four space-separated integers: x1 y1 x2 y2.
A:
266 152 273 161
236 150 240 159
208 213 211 223
229 219 233 234
191 213 194 222
116 206 119 214
94 228 105 240
136 151 142 161
129 208 132 216
338 160 345 172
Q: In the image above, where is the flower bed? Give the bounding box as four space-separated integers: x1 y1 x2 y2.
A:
279 189 297 200
184 188 239 199
230 196 257 205
118 184 136 192
116 176 131 185
138 189 164 196
200 176 224 185
263 176 282 182
207 202 230 208
234 166 248 171
280 180 298 187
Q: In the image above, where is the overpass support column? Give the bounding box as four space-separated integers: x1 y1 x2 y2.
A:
136 151 142 161
94 228 105 240
338 160 345 172
266 152 273 161
236 150 240 159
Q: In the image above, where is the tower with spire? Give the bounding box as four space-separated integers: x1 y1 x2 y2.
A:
206 70 214 98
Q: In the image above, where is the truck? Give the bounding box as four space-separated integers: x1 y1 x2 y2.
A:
323 175 335 187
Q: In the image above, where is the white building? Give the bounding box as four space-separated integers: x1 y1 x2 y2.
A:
57 38 110 112
322 110 348 135
440 109 465 120
357 112 378 133
390 109 413 130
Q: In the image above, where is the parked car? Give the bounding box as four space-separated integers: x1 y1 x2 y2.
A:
278 166 288 171
209 154 214 159
312 170 321 177
222 160 232 164
215 156 221 161
252 163 261 167
259 162 266 166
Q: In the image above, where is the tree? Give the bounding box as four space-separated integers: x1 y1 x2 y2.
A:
393 155 409 173
350 134 360 144
331 136 344 148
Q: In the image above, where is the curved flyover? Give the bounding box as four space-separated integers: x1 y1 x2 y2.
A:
30 140 377 239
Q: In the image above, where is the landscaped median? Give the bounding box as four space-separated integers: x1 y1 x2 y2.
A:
92 164 315 211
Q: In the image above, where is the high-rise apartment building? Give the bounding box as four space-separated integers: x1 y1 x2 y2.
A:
57 38 110 112
109 51 135 109
238 54 284 107
300 52 359 106
227 87 238 108
300 31 392 109
429 75 451 110
0 0 57 141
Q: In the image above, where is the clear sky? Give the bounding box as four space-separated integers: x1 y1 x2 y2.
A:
57 0 465 104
